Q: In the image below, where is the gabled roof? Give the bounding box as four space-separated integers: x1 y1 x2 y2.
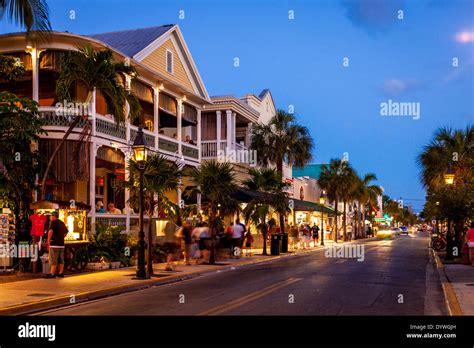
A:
87 25 174 57
258 89 270 100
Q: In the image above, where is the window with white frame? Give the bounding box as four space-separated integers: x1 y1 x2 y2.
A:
166 49 173 74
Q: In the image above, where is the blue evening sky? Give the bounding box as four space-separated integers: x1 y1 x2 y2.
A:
1 0 473 211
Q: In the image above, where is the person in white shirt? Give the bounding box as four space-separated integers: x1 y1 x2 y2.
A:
231 220 245 258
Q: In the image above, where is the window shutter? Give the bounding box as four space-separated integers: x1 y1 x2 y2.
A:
166 50 173 73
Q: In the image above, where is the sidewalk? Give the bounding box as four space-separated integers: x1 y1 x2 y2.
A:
433 250 474 315
0 246 321 315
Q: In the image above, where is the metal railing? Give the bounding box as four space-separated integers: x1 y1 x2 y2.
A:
201 140 247 158
95 115 126 140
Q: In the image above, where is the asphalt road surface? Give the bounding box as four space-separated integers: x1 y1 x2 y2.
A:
38 232 446 315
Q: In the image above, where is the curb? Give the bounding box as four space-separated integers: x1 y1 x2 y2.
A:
431 248 463 316
0 247 320 315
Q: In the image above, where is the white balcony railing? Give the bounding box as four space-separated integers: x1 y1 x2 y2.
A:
201 140 248 158
38 108 198 160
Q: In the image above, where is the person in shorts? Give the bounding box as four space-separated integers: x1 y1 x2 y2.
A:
45 211 68 278
163 220 180 271
182 220 193 265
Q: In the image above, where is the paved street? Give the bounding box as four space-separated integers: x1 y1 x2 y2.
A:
38 233 446 316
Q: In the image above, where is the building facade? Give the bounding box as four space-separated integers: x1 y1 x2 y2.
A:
0 25 212 232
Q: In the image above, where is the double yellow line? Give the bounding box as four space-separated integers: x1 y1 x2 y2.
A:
198 277 302 316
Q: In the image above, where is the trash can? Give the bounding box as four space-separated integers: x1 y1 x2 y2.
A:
40 253 50 275
280 233 288 253
270 234 281 255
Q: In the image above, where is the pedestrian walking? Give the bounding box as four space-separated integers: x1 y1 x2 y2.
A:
182 220 193 265
45 211 68 278
311 223 319 246
163 219 180 271
231 220 244 258
289 224 298 250
243 230 254 256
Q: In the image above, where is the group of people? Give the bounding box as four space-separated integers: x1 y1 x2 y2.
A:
288 223 320 250
223 219 254 257
161 218 255 271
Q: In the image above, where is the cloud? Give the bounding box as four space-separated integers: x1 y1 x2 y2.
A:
381 79 419 96
455 31 474 43
341 0 405 35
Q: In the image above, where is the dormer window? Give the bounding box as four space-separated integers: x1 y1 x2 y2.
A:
166 49 173 74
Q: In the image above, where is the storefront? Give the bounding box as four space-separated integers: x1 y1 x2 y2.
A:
290 199 336 241
30 200 90 271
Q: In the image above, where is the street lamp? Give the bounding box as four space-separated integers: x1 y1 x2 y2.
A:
132 127 148 279
435 201 440 235
444 164 455 261
319 191 326 246
444 166 455 185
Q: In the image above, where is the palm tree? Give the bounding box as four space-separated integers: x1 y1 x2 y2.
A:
119 154 182 276
418 126 473 189
319 159 353 242
352 173 382 238
417 126 474 259
0 0 51 36
40 45 141 197
242 168 289 255
186 160 239 264
339 165 357 241
250 109 313 232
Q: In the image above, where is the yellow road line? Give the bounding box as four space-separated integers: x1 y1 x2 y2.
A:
197 277 303 316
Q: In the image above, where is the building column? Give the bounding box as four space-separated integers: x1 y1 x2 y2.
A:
124 100 131 232
197 109 202 162
246 123 252 147
232 112 237 145
177 98 183 155
153 87 159 149
124 161 131 232
216 110 221 153
89 143 99 234
31 48 40 102
226 110 232 151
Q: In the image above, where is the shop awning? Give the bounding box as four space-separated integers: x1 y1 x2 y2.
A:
291 199 336 215
232 188 337 216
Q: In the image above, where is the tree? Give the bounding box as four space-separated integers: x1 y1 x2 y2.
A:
119 154 182 276
339 165 358 241
0 0 51 36
352 173 382 238
319 159 353 242
0 55 26 81
40 45 141 197
0 92 45 216
417 126 474 259
250 109 313 233
242 168 289 255
186 160 239 264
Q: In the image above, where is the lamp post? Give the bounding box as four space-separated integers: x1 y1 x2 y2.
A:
444 164 455 261
319 191 326 246
132 127 149 279
435 201 440 235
